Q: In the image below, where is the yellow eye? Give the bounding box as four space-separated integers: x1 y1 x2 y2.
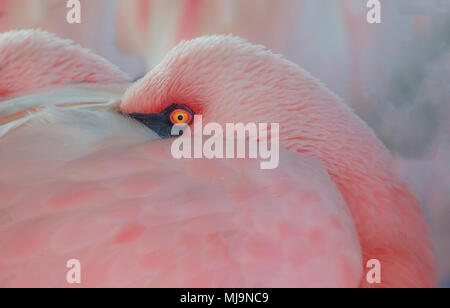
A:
170 109 191 124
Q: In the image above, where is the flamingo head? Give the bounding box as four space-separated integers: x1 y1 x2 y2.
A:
119 35 392 187
120 35 337 139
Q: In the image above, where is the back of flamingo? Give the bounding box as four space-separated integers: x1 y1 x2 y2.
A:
121 35 436 287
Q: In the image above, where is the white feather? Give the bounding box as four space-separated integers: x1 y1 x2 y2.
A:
0 83 130 116
0 84 159 160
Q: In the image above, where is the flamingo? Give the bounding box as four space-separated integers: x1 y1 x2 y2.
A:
0 30 435 287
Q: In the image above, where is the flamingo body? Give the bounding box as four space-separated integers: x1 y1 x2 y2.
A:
0 30 435 287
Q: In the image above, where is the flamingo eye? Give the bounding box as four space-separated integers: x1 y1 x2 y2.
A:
170 109 192 125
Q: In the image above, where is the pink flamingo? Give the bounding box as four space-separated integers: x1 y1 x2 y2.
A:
0 30 435 287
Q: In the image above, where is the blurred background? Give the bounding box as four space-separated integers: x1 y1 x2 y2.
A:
0 0 448 287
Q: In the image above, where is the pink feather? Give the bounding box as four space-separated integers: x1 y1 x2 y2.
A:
0 30 435 287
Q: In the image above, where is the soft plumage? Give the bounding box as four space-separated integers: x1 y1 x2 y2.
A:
121 35 436 287
0 30 435 287
0 30 128 98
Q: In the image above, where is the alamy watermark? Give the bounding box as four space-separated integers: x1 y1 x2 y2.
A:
367 0 382 24
66 259 81 284
66 0 81 24
170 116 280 170
65 1 381 25
366 259 382 284
64 258 381 285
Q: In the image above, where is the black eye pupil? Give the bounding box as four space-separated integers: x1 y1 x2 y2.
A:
178 115 184 121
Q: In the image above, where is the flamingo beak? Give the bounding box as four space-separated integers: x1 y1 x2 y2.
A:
128 112 177 138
